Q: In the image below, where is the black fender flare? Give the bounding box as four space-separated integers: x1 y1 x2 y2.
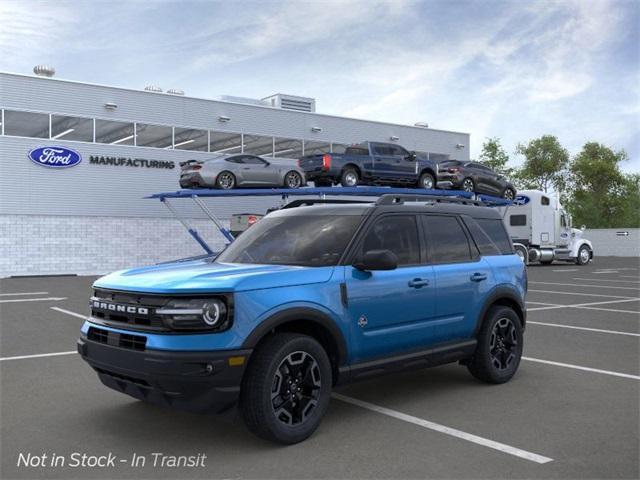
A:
474 286 526 335
241 307 348 365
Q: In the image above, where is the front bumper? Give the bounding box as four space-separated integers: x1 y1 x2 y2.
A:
77 335 251 413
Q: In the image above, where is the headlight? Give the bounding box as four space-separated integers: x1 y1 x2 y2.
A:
156 298 230 331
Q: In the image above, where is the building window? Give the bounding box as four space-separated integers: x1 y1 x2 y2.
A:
273 137 303 159
95 119 135 145
3 110 49 138
303 141 331 155
244 134 274 156
135 123 173 148
173 127 208 151
210 131 243 154
51 114 93 142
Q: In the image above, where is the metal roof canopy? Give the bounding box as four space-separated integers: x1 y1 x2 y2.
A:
147 187 511 255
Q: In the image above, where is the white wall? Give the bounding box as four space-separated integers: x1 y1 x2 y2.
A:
584 228 640 257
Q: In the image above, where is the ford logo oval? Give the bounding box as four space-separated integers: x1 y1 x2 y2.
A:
513 195 530 206
28 146 82 168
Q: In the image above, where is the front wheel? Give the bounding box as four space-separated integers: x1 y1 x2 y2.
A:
576 245 591 265
418 172 435 190
240 333 332 444
467 306 523 384
503 188 516 200
284 171 303 189
462 177 475 192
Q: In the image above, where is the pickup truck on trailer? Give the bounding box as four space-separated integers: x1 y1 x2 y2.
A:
77 188 525 445
298 141 440 189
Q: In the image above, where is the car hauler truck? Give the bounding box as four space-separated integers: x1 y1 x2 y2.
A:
499 190 593 266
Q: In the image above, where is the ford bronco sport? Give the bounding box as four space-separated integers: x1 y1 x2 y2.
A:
78 194 526 444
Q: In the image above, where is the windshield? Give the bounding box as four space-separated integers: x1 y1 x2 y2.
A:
216 214 363 267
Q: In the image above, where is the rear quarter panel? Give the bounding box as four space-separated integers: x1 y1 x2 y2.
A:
483 254 527 307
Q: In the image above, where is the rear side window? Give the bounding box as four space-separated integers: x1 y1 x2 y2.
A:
422 215 472 263
345 147 369 156
510 215 527 226
472 218 513 254
360 215 420 266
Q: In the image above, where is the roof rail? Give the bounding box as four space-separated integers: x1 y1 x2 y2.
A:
376 194 488 206
281 198 373 209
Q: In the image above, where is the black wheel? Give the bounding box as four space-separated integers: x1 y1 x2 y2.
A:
576 245 591 265
240 333 332 444
462 177 475 192
340 168 359 187
467 306 523 384
503 188 516 200
284 171 303 189
216 171 236 189
418 172 435 190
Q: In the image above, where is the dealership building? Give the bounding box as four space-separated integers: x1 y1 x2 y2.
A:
0 69 470 277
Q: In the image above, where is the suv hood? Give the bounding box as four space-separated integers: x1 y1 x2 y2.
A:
94 259 335 294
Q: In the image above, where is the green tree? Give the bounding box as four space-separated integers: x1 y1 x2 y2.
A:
479 137 510 174
565 142 638 228
516 135 569 192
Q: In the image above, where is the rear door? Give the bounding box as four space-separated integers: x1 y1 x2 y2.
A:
344 214 437 362
422 214 493 342
370 143 396 180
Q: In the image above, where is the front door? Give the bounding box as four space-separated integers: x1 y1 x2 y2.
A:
344 214 437 363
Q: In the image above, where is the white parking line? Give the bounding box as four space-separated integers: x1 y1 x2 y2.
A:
526 301 561 306
530 281 639 291
552 269 579 272
620 275 640 279
527 321 640 337
528 289 637 299
572 277 640 284
527 297 640 312
522 357 640 381
0 297 67 304
51 307 87 319
0 291 49 296
332 393 553 464
593 271 619 274
574 306 640 315
0 351 76 362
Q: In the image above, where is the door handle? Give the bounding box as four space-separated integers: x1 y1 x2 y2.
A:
470 273 487 282
242 167 251 170
408 278 430 288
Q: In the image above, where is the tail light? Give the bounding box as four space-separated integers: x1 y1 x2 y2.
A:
247 215 258 227
448 167 460 173
297 159 301 167
192 165 202 170
322 154 332 171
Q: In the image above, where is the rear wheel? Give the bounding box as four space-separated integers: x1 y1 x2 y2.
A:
216 171 236 189
462 177 475 192
576 245 591 265
340 168 359 187
240 333 332 444
284 171 303 189
467 306 523 384
503 187 516 200
418 172 435 190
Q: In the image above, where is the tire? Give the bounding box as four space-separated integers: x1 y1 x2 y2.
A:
284 171 303 189
418 172 435 190
576 245 591 265
216 171 236 189
503 188 516 200
462 177 475 193
340 168 359 187
467 306 523 384
240 333 332 444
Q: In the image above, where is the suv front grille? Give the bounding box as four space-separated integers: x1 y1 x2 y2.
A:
88 326 147 351
90 289 170 331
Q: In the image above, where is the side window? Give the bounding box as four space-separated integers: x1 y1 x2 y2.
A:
242 156 266 165
474 218 514 254
390 145 410 157
510 215 527 226
359 216 420 266
541 196 550 206
561 214 567 227
226 156 244 164
422 215 473 263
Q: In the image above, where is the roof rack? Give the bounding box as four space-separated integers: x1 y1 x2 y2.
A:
376 194 488 207
280 198 374 209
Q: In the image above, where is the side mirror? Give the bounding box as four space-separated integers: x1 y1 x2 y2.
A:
407 151 417 161
581 225 586 231
353 249 398 271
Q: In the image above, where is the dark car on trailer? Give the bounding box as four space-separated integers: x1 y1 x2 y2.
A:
437 160 516 200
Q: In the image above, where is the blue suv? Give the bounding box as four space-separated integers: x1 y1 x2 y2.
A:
78 194 526 444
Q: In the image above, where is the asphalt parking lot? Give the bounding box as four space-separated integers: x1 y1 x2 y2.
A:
1 257 638 479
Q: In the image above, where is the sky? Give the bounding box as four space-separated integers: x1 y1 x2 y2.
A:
1 0 638 172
